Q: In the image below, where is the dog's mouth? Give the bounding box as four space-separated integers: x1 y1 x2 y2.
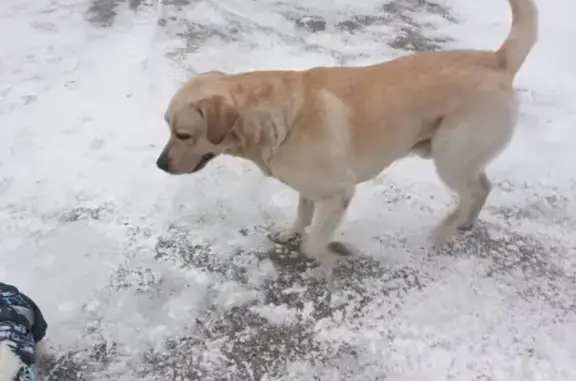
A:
190 153 216 173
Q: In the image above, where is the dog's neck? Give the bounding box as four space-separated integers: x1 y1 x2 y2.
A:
224 110 291 176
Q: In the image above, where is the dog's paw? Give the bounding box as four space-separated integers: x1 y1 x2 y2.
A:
301 238 348 278
431 224 456 248
457 222 475 232
327 241 354 256
267 226 300 244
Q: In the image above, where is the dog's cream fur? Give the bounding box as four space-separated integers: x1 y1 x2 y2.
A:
156 0 538 268
0 343 21 381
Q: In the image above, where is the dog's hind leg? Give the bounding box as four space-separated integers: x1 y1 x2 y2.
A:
432 168 493 244
430 95 518 245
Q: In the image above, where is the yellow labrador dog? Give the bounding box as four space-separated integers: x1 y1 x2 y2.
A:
156 0 538 269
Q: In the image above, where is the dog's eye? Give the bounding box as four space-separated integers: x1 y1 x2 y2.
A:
175 132 192 141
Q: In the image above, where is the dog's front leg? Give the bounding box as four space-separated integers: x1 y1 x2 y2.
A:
269 194 314 243
301 187 355 272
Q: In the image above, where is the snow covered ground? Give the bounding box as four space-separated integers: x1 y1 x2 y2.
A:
1 0 575 379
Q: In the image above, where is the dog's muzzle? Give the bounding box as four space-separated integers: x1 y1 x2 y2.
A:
156 151 171 173
190 153 216 173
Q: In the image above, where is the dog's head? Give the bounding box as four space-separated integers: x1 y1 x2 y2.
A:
156 94 239 175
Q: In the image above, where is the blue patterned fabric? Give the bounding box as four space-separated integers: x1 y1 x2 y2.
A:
0 283 47 381
15 365 36 381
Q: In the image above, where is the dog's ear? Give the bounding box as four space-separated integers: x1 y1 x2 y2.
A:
195 96 239 146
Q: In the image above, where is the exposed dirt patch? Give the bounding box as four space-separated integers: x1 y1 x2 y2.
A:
331 0 454 51
382 0 455 23
86 0 122 27
57 205 113 223
39 343 117 381
293 15 327 33
388 27 450 51
86 0 147 27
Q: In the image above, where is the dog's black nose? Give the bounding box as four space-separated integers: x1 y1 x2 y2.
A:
156 153 171 172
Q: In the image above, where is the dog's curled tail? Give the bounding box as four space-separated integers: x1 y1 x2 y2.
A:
496 0 539 76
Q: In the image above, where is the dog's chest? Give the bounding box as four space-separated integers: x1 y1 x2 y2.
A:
268 160 352 199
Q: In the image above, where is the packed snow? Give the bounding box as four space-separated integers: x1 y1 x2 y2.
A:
1 0 575 379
